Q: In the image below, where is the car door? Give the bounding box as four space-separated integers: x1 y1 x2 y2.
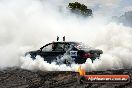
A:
38 43 55 62
38 43 66 63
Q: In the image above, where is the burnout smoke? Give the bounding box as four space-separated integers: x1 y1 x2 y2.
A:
0 0 132 71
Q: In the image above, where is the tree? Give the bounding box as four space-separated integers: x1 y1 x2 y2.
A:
68 2 93 17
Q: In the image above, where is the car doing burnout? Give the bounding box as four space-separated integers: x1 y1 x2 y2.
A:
25 41 103 64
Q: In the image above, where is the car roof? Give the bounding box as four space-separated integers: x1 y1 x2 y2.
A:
52 41 80 44
40 41 82 50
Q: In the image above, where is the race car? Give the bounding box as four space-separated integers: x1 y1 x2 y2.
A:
25 41 103 64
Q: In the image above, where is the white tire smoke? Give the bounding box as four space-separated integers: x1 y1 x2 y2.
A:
0 0 132 71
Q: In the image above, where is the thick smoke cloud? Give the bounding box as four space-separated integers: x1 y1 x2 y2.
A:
82 23 132 71
0 0 132 71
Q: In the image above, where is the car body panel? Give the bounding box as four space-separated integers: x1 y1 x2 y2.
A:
26 41 103 64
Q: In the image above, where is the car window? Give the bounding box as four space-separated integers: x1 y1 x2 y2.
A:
64 43 70 51
42 43 53 51
41 43 71 52
54 43 65 51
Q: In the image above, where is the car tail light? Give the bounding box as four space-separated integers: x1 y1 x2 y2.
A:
82 53 93 58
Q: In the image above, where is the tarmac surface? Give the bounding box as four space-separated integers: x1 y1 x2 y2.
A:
0 67 132 88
